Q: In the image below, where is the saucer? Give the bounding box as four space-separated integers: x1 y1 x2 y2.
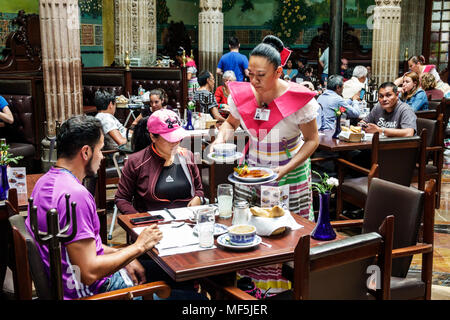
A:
193 223 228 237
228 173 278 185
207 152 244 163
217 234 262 250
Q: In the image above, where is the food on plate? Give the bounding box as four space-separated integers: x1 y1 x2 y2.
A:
233 165 271 178
9 178 16 183
115 95 129 104
350 125 362 133
250 205 285 218
15 173 24 179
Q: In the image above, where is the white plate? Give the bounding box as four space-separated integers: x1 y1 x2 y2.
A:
192 223 228 237
207 152 244 163
233 167 274 182
228 173 278 186
217 234 262 250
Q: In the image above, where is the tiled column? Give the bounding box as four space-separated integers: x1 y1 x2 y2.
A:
198 0 223 82
372 0 402 85
114 0 157 67
39 0 83 170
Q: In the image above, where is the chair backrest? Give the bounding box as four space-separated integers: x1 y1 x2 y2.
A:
362 177 424 277
8 214 53 300
371 132 423 187
292 216 393 300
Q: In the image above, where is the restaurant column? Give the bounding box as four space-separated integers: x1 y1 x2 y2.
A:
114 0 157 67
198 0 223 82
372 0 402 85
39 0 83 171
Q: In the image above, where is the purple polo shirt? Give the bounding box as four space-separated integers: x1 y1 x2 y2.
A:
25 167 109 299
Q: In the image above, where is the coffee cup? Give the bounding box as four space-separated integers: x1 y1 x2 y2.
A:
228 224 256 246
214 143 236 157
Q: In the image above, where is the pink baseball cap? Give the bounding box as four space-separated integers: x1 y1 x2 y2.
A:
147 109 188 143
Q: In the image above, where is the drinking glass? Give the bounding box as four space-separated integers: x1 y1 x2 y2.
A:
197 207 215 248
217 184 233 219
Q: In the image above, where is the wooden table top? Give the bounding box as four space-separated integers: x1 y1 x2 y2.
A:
118 212 344 282
318 131 373 152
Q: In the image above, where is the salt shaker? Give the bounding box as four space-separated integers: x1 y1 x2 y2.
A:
232 200 249 225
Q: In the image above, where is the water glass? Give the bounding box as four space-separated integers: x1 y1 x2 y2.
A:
217 184 233 219
197 208 215 248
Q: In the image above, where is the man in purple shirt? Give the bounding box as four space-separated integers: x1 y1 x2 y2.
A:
25 115 163 299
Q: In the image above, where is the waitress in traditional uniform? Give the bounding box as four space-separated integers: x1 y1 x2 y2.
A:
212 35 320 293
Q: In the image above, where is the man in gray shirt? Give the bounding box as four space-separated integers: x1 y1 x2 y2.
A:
360 82 416 137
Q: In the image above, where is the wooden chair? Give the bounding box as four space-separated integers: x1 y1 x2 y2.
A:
336 131 426 219
211 215 394 300
414 115 444 208
8 214 171 300
415 98 443 120
331 178 436 300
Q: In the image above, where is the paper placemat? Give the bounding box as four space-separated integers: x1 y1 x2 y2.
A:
133 223 216 256
147 204 212 222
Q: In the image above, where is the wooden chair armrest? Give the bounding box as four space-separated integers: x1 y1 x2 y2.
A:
102 149 119 155
96 209 107 217
336 158 371 175
391 244 433 258
80 281 171 300
311 156 337 163
426 146 443 152
330 219 364 229
222 286 258 300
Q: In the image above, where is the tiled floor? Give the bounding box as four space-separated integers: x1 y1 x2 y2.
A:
105 161 450 300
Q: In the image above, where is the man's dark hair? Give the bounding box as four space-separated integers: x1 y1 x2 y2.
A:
198 70 212 86
56 115 103 159
378 82 398 94
94 90 115 111
229 36 240 49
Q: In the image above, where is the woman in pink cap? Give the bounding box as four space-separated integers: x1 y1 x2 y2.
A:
115 109 205 213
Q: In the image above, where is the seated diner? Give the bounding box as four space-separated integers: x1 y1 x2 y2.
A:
115 109 205 214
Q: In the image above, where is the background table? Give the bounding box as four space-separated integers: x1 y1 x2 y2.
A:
318 131 373 152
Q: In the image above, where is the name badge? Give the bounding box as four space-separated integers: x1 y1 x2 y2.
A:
254 108 271 121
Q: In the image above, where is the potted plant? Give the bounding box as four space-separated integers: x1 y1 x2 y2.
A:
0 138 24 200
310 170 338 240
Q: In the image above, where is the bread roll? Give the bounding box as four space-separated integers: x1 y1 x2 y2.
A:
350 125 362 133
250 205 285 218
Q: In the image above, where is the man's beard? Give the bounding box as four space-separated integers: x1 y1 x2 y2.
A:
84 155 96 178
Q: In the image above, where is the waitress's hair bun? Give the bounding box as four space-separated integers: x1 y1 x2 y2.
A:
262 35 284 53
250 35 284 68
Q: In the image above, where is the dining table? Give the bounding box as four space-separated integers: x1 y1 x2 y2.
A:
117 209 345 283
318 130 373 153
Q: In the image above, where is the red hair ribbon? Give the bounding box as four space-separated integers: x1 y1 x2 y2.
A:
280 47 292 67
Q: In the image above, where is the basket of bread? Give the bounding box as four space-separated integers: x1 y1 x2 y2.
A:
338 125 365 142
248 205 303 236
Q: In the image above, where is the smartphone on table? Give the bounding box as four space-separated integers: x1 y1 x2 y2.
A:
130 215 164 225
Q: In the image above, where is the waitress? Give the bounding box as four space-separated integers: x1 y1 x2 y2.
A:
212 35 319 293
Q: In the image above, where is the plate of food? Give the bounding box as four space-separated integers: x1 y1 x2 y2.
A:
233 165 274 182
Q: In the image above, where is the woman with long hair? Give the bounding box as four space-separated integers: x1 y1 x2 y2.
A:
400 71 428 111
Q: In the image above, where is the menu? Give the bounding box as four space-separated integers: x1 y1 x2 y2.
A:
7 167 27 194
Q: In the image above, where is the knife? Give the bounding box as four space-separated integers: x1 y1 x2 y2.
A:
164 208 176 220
